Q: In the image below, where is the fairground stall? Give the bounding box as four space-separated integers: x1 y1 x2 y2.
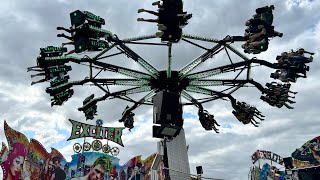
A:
283 136 320 180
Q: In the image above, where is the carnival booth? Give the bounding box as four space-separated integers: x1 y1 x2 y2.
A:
249 150 286 180
0 121 169 180
283 136 320 180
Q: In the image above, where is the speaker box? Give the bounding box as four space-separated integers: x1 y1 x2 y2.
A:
283 157 294 169
196 166 203 175
153 91 181 125
152 125 165 139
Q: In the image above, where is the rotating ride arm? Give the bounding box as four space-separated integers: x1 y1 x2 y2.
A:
118 43 159 78
119 90 156 130
181 91 220 133
182 34 220 43
122 34 157 42
182 34 247 44
189 79 266 93
32 54 154 80
46 78 150 95
89 78 150 86
225 44 250 61
88 60 154 80
186 58 276 80
185 86 264 126
106 35 159 78
178 35 252 80
179 43 222 79
186 86 237 107
78 86 152 120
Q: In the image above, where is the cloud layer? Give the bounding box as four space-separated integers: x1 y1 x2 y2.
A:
0 0 319 179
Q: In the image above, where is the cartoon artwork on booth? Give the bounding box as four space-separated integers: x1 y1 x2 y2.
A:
67 152 120 180
291 136 320 168
0 121 29 180
258 163 285 180
0 121 68 180
0 121 166 180
249 150 286 180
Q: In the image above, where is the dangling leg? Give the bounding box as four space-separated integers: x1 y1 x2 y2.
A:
57 27 73 33
62 41 74 47
65 49 75 56
27 67 43 72
138 9 159 16
254 114 264 120
248 38 267 48
272 30 283 37
286 99 296 104
248 28 266 42
251 118 260 125
31 69 44 72
31 78 48 85
31 73 45 78
57 33 73 41
289 90 298 94
251 121 259 127
152 1 161 6
283 103 294 109
137 18 158 23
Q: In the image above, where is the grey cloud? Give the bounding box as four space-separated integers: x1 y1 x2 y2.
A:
0 0 319 180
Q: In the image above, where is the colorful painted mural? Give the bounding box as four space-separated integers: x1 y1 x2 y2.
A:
250 150 286 180
67 152 120 179
291 136 320 168
0 121 68 180
0 121 165 180
249 164 286 180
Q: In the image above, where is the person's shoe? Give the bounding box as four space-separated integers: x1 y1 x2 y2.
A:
260 38 267 44
253 14 260 19
243 49 248 53
138 9 144 13
305 66 310 71
157 24 167 30
288 78 295 82
158 26 167 31
137 18 144 21
245 19 252 26
152 1 160 6
270 5 275 10
155 31 164 37
308 56 313 62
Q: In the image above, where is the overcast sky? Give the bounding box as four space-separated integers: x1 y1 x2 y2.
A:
0 0 320 179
